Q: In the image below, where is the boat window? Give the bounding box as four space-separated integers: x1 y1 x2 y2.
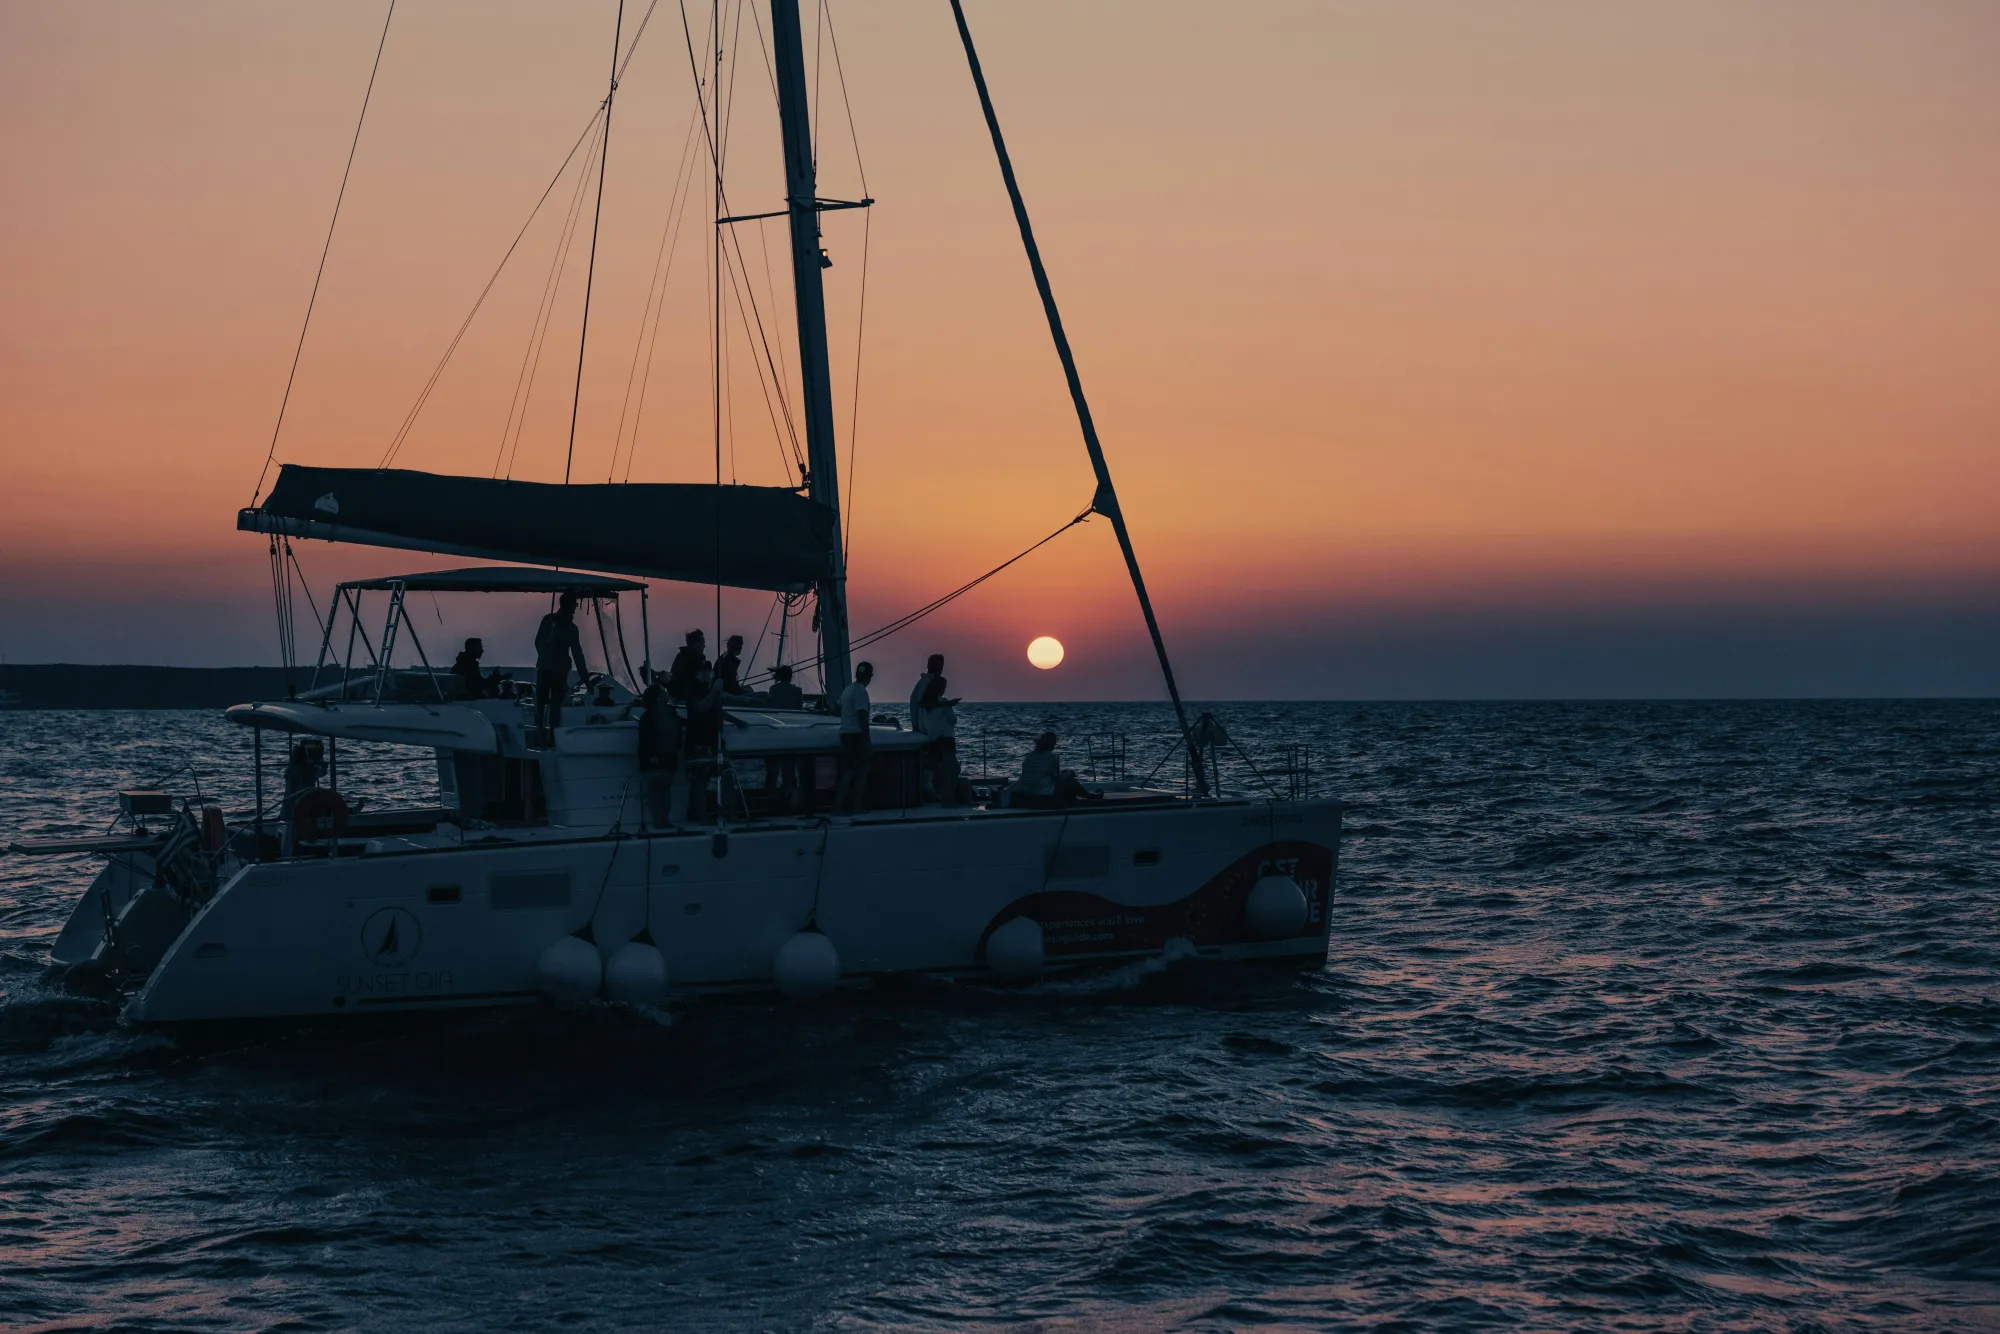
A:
1132 848 1161 867
427 884 462 905
490 872 570 911
1047 843 1111 879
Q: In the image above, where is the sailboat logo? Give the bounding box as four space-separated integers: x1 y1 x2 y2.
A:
361 906 422 966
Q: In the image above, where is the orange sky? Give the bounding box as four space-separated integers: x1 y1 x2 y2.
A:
2 1 1997 695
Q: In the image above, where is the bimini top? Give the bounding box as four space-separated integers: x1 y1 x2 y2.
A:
240 465 836 593
342 566 645 596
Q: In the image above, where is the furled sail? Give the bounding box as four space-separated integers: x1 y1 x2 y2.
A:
239 465 834 592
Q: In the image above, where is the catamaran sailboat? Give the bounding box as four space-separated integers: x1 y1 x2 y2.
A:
12 2 1340 1023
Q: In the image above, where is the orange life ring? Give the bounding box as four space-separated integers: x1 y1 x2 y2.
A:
292 789 351 846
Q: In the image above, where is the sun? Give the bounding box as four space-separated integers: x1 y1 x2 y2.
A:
1026 636 1065 670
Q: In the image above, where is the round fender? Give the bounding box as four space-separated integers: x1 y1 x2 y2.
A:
604 941 671 1006
537 935 604 1003
774 930 840 1000
1245 874 1309 939
986 917 1044 982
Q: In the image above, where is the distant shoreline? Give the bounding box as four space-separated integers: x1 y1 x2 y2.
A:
0 664 317 711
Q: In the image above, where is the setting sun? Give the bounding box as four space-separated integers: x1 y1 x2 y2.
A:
1026 636 1065 670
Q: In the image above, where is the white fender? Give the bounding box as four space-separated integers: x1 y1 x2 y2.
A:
1245 874 1309 939
603 941 670 1006
536 935 603 1003
774 930 840 999
986 917 1044 982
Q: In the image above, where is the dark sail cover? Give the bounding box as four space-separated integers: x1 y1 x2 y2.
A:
240 466 834 592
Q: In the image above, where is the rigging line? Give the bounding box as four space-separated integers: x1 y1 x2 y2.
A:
719 0 749 175
252 0 395 505
610 104 704 481
497 120 604 477
719 211 801 462
285 540 327 648
820 0 867 192
811 0 825 172
752 219 796 459
496 117 606 479
382 106 606 469
746 591 780 677
710 0 723 655
723 304 739 483
841 205 870 565
746 1 783 105
852 507 1090 649
563 0 626 487
384 2 658 473
616 0 663 84
717 223 803 476
741 507 1093 687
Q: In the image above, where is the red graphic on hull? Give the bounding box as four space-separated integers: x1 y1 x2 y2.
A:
977 840 1336 959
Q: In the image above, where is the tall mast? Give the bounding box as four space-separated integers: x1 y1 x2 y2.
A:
769 0 851 695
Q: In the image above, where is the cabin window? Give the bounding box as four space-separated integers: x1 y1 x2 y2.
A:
490 872 570 911
427 884 462 905
1047 843 1111 879
1133 848 1161 867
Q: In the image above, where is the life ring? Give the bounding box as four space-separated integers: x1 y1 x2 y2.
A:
292 789 351 846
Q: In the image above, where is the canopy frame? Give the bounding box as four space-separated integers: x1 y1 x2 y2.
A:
305 572 650 704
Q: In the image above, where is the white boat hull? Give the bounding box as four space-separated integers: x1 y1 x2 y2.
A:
114 798 1339 1023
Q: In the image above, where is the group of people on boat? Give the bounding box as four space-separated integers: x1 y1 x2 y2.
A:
444 600 1098 819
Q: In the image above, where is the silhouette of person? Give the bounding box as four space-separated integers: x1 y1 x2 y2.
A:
667 629 709 703
763 664 806 804
533 592 589 734
685 664 723 823
452 637 497 699
716 634 745 695
1014 730 1060 799
636 677 681 827
910 653 944 735
766 663 804 711
834 661 875 815
919 674 961 803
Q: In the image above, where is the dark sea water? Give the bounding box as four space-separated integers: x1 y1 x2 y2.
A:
1 700 1996 1332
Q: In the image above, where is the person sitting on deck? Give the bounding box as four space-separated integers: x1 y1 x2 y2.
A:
533 593 590 735
636 678 682 827
666 629 709 703
716 634 746 696
766 663 804 711
451 637 499 699
1008 731 1096 807
763 664 806 807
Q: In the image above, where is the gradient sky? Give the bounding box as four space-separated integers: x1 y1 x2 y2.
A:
2 1 1996 698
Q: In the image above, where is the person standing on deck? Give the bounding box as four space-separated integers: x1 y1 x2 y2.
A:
834 661 875 815
909 654 943 735
666 629 709 703
636 677 682 827
533 593 590 736
919 674 962 803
